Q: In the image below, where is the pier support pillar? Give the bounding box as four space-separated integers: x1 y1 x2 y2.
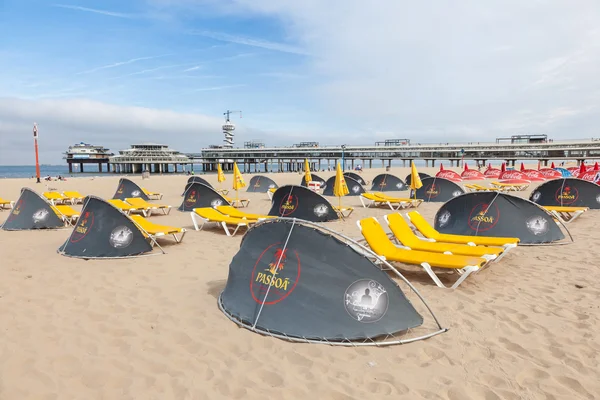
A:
68 163 73 173
79 163 84 172
98 163 102 173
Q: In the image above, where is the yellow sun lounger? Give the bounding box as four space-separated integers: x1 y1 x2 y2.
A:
360 193 422 210
542 206 588 224
406 211 520 248
223 195 250 208
43 191 69 205
357 217 490 289
108 199 150 217
142 188 163 200
190 208 256 236
130 215 186 245
125 198 172 215
267 188 277 200
62 191 85 204
384 213 507 261
490 181 529 192
51 205 80 226
216 205 273 220
0 197 14 210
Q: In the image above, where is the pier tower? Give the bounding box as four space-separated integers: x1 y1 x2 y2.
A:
222 110 241 148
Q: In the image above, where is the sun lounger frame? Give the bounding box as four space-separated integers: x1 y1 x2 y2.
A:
190 210 256 237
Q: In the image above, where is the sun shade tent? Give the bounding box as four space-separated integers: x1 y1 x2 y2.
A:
58 196 154 258
434 192 565 244
529 178 600 209
323 176 365 196
411 177 465 202
112 178 150 201
300 174 326 188
405 172 431 187
187 176 212 187
178 182 230 211
219 218 446 345
247 175 279 192
2 188 66 230
371 174 407 192
344 172 367 186
268 185 339 222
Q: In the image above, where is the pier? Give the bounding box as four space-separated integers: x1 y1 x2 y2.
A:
192 138 600 173
109 144 190 174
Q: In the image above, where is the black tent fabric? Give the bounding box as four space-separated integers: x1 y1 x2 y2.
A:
268 185 339 222
187 176 212 187
322 176 366 196
343 172 367 186
411 177 465 202
434 192 564 244
247 176 279 193
1 188 64 230
219 219 424 342
58 196 153 258
112 178 149 201
405 172 431 187
370 174 406 192
300 174 326 189
529 178 600 209
179 182 230 211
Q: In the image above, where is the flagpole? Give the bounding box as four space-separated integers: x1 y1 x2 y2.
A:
33 123 41 183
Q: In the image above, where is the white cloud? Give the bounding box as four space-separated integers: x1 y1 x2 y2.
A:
53 4 138 18
188 31 310 56
0 98 225 164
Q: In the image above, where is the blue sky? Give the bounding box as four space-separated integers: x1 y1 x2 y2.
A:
1 0 599 164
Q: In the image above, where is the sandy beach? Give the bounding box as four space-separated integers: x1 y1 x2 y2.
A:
0 165 599 400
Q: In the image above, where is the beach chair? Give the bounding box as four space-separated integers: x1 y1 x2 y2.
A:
384 213 507 261
51 204 80 226
62 191 85 204
375 193 423 208
360 192 422 210
43 191 68 205
357 217 491 289
217 188 230 196
142 187 163 200
406 211 520 248
491 182 529 192
542 206 588 224
0 197 14 210
108 199 150 217
332 205 354 219
223 195 250 208
130 215 186 245
267 188 277 200
125 197 171 215
216 205 273 220
190 207 256 236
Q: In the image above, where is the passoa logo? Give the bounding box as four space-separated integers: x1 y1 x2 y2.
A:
468 202 500 232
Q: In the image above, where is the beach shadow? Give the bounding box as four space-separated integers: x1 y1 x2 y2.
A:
207 279 227 299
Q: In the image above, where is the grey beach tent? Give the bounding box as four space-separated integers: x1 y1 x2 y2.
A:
343 172 367 186
405 172 431 187
300 174 326 189
58 196 154 258
112 178 149 201
181 176 213 196
529 178 600 209
371 174 406 192
434 192 566 244
179 182 230 211
1 188 64 230
322 176 366 196
268 185 339 222
411 177 465 202
247 175 279 193
219 218 446 345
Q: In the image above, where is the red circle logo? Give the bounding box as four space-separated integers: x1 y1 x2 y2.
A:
279 194 298 216
468 202 500 232
425 183 440 198
555 185 578 205
184 190 198 208
70 211 95 243
250 243 301 305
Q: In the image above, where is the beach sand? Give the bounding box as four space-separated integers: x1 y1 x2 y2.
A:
0 166 599 399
